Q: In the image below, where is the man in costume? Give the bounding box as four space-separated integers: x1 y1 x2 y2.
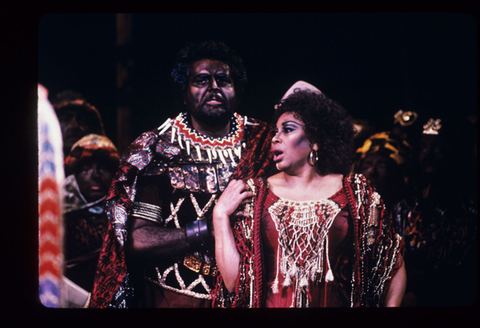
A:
52 91 106 159
89 40 273 308
354 131 413 234
392 117 477 306
62 134 119 307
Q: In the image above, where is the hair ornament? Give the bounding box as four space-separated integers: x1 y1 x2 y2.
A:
422 118 442 135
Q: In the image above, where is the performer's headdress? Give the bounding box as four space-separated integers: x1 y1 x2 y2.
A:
54 99 106 136
65 134 119 175
356 131 412 166
422 118 442 135
393 109 418 127
275 80 322 109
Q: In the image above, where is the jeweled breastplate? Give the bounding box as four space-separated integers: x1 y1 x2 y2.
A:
142 113 246 299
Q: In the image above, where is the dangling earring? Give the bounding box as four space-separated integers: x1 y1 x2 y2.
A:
308 150 318 166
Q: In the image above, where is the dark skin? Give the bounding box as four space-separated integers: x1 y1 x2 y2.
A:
76 159 115 203
127 58 238 259
358 152 407 208
185 59 236 137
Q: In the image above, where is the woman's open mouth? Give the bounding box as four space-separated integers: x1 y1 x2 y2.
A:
271 148 283 162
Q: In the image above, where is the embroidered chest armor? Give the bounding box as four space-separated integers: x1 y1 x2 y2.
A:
137 112 247 299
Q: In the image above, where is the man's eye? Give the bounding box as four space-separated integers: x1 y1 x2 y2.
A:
217 77 231 85
194 76 209 84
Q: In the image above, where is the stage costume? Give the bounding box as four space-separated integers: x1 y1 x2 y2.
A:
212 174 404 308
390 117 477 306
62 174 109 292
89 112 273 308
392 171 477 306
60 134 119 307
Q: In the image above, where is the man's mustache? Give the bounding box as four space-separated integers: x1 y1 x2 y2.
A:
202 91 225 106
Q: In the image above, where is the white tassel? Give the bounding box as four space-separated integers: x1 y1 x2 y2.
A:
299 276 309 288
271 279 279 294
186 140 190 156
234 146 241 158
158 119 172 135
326 269 334 282
171 126 176 144
283 274 292 287
227 148 236 164
272 244 281 294
288 264 298 276
207 149 212 163
211 148 217 159
178 134 184 149
195 145 202 161
325 234 334 282
244 115 259 126
218 149 226 165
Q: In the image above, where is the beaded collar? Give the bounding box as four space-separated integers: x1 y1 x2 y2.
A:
158 112 246 164
173 112 244 148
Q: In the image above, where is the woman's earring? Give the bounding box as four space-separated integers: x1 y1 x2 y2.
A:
308 150 318 166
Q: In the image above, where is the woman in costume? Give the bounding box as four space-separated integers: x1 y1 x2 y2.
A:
212 81 406 308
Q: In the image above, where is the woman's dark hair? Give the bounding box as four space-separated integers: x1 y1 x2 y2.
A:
171 40 247 97
274 90 356 175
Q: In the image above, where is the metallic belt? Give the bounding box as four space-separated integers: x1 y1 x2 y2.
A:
183 253 218 277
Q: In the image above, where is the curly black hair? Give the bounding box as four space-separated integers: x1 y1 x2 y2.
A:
273 90 356 175
171 40 247 97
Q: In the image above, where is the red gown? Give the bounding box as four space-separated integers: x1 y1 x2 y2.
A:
261 186 352 307
212 174 404 308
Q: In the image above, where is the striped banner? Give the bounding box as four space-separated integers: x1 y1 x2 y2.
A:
38 84 65 308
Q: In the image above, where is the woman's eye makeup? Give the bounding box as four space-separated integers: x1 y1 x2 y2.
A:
283 122 301 133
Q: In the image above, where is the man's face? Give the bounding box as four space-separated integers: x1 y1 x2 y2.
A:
419 135 446 173
184 59 237 127
359 152 392 187
57 108 97 155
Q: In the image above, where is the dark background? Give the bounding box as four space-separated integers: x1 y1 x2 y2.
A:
3 9 477 326
38 13 477 152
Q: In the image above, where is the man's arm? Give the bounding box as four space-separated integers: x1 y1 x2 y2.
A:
126 216 190 259
124 174 198 259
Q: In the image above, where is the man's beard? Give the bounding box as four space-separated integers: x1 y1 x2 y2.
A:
190 105 234 128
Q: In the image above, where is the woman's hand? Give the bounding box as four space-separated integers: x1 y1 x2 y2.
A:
213 179 254 220
212 179 252 292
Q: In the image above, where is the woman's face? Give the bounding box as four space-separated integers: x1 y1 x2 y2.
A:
271 112 316 173
75 159 115 203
